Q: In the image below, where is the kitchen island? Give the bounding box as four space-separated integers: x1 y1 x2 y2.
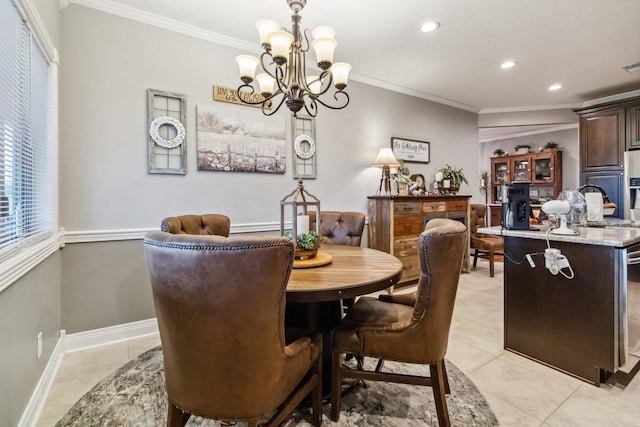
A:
479 222 640 385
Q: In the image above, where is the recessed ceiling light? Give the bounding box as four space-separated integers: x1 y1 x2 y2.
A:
500 60 517 69
420 21 440 33
548 83 563 91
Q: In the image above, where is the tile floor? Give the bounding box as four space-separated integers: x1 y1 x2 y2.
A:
37 260 640 426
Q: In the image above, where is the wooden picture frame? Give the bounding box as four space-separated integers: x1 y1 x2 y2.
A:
391 137 430 164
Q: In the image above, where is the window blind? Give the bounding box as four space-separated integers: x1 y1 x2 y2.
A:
0 0 53 260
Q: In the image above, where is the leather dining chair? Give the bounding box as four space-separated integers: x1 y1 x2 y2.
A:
469 204 503 277
161 213 230 237
330 218 467 427
316 211 365 246
314 210 366 311
144 232 322 427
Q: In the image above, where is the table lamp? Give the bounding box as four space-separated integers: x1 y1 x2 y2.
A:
373 148 400 195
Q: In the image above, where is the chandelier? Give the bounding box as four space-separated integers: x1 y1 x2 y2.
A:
235 0 351 117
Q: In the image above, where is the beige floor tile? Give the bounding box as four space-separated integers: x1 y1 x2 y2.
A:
482 390 545 427
544 386 640 426
446 337 497 374
37 342 129 426
450 314 504 356
468 352 581 421
127 333 161 360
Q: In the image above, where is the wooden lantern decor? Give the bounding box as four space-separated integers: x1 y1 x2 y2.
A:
280 179 321 259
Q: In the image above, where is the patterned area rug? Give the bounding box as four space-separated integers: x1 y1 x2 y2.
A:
56 346 498 426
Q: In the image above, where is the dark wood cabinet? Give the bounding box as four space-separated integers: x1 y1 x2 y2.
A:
580 170 624 218
629 105 640 149
579 108 625 171
368 195 470 287
575 96 640 218
490 150 562 204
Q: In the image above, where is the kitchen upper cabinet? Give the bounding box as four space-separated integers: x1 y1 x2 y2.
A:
629 105 640 149
579 108 625 171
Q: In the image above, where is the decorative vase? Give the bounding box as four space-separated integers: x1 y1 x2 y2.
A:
397 183 409 196
295 246 318 260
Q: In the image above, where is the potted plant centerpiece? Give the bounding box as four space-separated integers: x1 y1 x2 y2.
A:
514 144 531 154
284 229 320 260
393 172 413 196
492 148 505 157
543 141 559 152
438 164 468 195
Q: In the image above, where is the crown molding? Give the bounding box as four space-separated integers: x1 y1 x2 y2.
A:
60 0 260 54
479 123 578 143
480 103 582 114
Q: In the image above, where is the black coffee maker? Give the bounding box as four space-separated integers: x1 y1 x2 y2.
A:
502 182 530 230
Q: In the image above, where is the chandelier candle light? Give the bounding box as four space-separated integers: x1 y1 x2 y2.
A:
235 0 351 117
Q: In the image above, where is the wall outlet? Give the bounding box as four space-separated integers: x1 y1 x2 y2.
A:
37 332 42 360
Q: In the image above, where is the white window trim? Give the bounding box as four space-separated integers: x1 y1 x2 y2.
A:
0 0 60 293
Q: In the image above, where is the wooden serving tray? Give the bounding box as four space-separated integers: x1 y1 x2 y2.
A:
292 252 333 269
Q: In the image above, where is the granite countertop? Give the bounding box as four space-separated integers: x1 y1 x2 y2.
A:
478 219 640 247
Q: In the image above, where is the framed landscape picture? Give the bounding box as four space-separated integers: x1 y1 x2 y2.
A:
391 137 430 164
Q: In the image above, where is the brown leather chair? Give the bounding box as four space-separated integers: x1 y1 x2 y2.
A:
144 232 322 427
469 204 503 277
317 211 365 246
330 219 467 427
161 213 230 236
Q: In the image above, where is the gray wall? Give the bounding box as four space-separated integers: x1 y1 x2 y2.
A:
479 127 580 191
57 4 480 333
0 253 61 426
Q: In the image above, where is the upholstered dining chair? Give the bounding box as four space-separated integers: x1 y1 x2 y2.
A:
469 204 504 277
330 218 467 427
315 210 366 310
317 211 366 246
144 232 322 427
161 213 230 237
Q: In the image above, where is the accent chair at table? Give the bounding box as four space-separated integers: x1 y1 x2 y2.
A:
317 211 365 246
144 232 322 427
160 213 230 236
469 204 504 277
330 218 467 427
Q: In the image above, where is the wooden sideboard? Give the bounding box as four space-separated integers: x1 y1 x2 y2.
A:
367 195 471 288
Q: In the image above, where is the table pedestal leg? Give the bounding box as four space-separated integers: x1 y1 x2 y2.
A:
285 300 342 397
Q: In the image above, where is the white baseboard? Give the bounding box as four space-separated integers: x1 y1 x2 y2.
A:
64 318 159 353
18 331 66 427
21 319 159 426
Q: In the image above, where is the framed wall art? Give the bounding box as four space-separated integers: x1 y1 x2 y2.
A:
391 137 430 164
292 114 317 179
196 105 286 174
147 89 187 174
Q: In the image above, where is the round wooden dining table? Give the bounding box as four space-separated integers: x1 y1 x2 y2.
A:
286 245 404 303
285 245 403 396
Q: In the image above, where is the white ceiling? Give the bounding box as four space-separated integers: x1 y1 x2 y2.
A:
99 0 640 114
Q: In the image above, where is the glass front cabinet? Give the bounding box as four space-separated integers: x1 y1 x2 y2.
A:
489 151 563 223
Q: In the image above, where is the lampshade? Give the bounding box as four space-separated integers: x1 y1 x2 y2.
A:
256 73 276 97
268 31 294 62
236 55 260 83
311 25 335 40
306 76 322 94
255 19 280 45
331 63 351 90
311 37 337 69
373 148 400 167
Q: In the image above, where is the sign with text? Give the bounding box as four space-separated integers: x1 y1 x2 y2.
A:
213 85 272 110
391 137 430 164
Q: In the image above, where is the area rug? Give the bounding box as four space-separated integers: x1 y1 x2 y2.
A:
56 346 498 426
